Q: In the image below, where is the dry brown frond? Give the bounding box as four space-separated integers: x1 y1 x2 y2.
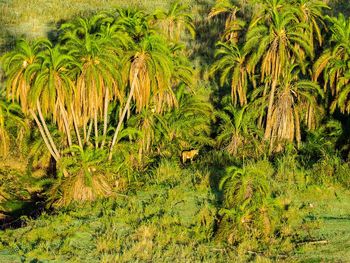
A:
53 170 112 207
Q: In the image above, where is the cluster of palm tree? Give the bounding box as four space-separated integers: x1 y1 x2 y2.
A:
1 5 196 156
0 0 349 206
0 3 215 203
210 0 350 153
209 0 350 248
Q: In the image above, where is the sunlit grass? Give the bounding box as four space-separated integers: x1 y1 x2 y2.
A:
293 187 350 262
0 0 199 40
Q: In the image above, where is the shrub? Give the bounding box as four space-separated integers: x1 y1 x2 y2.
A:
217 159 311 255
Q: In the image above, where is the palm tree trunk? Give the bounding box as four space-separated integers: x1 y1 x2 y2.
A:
86 119 93 146
30 109 58 161
71 104 83 149
94 111 98 149
36 100 60 159
258 82 268 128
83 117 87 143
108 70 138 161
294 107 301 148
264 79 277 140
101 88 109 148
59 100 73 149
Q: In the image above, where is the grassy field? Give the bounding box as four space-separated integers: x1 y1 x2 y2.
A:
0 168 349 262
0 0 211 49
294 186 350 262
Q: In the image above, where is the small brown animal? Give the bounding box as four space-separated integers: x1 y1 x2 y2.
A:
181 149 199 164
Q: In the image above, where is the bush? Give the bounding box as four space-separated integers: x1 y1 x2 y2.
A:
216 159 312 255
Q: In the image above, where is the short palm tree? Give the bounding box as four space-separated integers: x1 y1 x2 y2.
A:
0 98 26 156
208 0 245 43
218 160 275 244
153 1 195 41
211 42 248 105
48 146 112 207
216 103 263 157
114 8 152 41
157 86 214 158
219 162 271 209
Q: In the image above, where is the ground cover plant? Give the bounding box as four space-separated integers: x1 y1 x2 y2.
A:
0 0 349 261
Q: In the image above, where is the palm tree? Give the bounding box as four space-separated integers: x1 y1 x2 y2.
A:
293 0 329 49
152 42 194 114
127 107 159 160
218 160 274 244
60 15 127 149
314 14 350 113
219 162 271 209
244 6 313 140
27 43 78 160
156 86 214 158
48 146 112 207
114 8 152 41
1 39 62 161
216 103 263 157
257 64 323 151
210 42 248 105
1 39 42 114
0 98 26 156
153 1 195 41
334 71 350 113
208 0 245 43
109 33 175 160
0 98 8 156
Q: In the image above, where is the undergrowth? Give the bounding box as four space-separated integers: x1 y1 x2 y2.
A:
1 155 348 262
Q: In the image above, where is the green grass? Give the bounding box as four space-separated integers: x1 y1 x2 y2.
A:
294 186 350 262
0 162 226 262
0 0 209 41
1 157 350 262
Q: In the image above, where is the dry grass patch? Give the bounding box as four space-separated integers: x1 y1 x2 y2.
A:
0 0 196 40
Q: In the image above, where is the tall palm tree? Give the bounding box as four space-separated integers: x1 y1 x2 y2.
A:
314 14 350 113
244 6 313 140
1 39 62 161
257 64 323 151
210 42 248 105
1 39 43 114
109 33 175 160
334 71 350 113
152 42 193 114
60 15 127 149
27 43 78 159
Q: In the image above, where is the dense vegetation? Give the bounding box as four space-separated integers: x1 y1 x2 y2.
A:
0 0 349 261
